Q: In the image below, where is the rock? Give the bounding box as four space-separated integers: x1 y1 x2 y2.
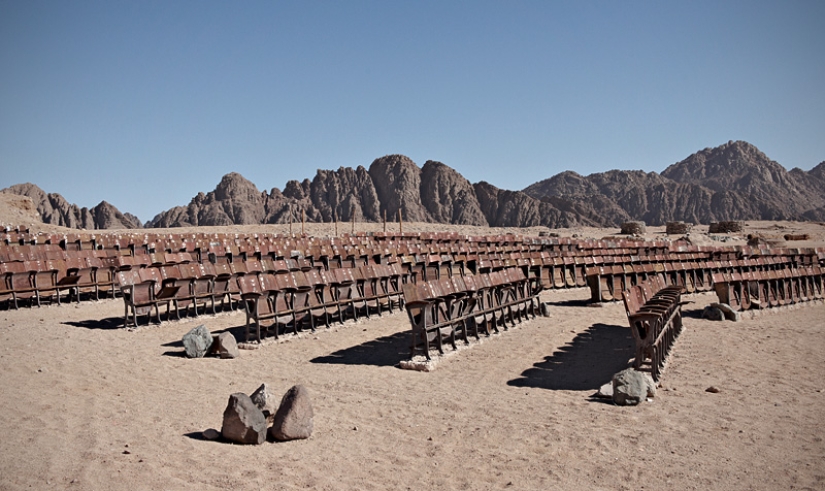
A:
702 306 725 321
710 302 741 322
250 383 277 417
420 160 487 225
595 382 613 399
269 385 314 441
706 386 721 393
539 302 551 317
620 221 646 235
221 393 267 444
215 331 239 359
612 368 656 406
202 428 221 440
182 325 213 358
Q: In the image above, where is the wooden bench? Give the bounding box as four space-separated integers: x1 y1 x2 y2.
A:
621 277 684 381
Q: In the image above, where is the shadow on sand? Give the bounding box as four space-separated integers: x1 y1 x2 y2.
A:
310 331 410 367
62 317 125 330
507 323 634 391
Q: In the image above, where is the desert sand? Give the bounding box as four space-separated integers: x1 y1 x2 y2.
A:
1 213 824 490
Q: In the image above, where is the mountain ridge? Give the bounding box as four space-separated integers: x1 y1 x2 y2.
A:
4 141 823 230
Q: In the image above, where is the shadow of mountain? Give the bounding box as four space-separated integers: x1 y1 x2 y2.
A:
310 331 409 367
507 323 634 391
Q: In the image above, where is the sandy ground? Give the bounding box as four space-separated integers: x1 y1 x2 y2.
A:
2 202 825 490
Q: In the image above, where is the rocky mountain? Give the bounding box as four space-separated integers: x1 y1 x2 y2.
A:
524 141 825 226
146 155 599 229
1 183 142 230
5 141 823 230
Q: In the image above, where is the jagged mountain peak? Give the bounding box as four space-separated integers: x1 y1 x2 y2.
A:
660 140 785 191
214 172 261 201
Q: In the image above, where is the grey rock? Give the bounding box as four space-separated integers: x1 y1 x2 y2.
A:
221 393 267 444
711 302 741 322
202 428 221 440
702 306 725 321
182 325 213 358
215 331 239 359
612 368 656 406
269 385 314 441
595 382 613 399
250 383 277 417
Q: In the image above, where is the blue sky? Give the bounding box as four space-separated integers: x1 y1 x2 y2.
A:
1 1 823 223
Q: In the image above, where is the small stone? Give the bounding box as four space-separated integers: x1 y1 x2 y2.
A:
202 428 221 440
706 386 721 393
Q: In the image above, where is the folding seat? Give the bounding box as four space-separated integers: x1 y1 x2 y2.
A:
189 263 217 316
118 269 176 327
211 263 237 311
550 257 565 289
6 261 37 309
238 274 270 343
404 281 453 359
288 271 318 332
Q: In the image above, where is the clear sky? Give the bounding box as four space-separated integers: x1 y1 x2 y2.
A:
1 1 823 223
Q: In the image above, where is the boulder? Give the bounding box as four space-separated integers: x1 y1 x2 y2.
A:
221 393 267 444
215 331 239 359
701 306 725 321
182 325 213 358
710 302 741 322
250 383 277 417
612 368 656 406
269 385 314 441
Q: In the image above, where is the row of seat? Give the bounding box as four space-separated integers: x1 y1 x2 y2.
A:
584 256 817 303
621 276 685 382
712 266 825 311
235 264 405 343
402 268 540 360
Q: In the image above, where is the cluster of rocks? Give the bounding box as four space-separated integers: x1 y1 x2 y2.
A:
709 221 745 233
620 221 646 235
213 384 314 444
666 221 692 235
182 325 239 359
